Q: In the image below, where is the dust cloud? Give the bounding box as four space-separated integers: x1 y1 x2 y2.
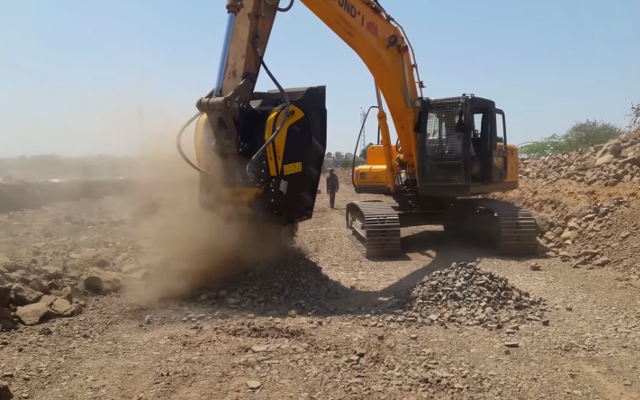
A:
121 116 293 305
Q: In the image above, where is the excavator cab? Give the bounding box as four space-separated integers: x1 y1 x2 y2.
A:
415 94 518 198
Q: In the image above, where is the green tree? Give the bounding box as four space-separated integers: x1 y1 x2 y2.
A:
519 119 622 158
563 119 621 148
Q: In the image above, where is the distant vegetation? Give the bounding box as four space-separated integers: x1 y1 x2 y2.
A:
518 119 623 158
518 103 639 159
325 151 366 168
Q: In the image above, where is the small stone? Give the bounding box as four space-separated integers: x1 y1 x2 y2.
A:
504 341 520 348
623 380 632 386
15 303 52 326
82 268 122 294
49 298 72 316
28 278 49 295
530 263 542 271
246 380 262 390
11 283 43 306
251 345 269 353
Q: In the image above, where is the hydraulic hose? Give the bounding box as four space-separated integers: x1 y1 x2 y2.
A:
266 0 294 12
177 0 295 178
351 105 378 187
176 111 213 176
244 0 298 176
245 53 291 177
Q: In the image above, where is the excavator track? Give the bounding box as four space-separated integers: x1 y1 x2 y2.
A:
472 198 539 256
345 200 401 259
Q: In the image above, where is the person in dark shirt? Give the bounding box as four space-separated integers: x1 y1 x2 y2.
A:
326 168 339 209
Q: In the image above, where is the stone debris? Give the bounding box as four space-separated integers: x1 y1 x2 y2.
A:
0 213 138 329
519 130 640 185
398 262 548 329
193 250 349 314
492 130 640 275
533 198 629 259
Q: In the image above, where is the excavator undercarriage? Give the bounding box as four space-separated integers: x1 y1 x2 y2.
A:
346 198 538 259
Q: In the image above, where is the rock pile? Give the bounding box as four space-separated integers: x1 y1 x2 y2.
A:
520 130 640 186
492 131 640 267
0 210 140 330
533 197 629 259
0 252 90 329
397 262 548 329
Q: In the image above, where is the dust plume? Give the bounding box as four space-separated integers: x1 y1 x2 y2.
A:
123 117 293 304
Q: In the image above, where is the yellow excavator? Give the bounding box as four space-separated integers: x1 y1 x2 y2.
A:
177 0 538 259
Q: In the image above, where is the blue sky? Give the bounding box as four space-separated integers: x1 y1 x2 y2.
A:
1 0 638 157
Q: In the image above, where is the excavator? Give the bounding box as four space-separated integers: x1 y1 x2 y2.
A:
177 0 539 259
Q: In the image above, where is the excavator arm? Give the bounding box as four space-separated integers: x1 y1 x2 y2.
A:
194 0 424 201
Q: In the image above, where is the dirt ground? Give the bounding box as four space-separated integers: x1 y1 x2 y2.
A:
1 175 639 400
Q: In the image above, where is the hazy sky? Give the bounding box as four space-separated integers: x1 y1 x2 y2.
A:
1 0 638 157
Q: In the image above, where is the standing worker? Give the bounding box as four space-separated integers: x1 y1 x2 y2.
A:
326 168 339 209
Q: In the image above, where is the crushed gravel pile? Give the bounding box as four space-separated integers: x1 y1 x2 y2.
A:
397 262 548 329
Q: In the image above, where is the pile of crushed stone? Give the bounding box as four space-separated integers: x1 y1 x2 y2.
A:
397 262 548 329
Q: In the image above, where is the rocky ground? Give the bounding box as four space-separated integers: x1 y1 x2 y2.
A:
1 137 640 399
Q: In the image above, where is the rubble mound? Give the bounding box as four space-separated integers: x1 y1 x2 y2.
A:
533 197 630 259
519 130 640 186
0 246 131 330
493 130 640 274
398 262 548 329
0 207 140 330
